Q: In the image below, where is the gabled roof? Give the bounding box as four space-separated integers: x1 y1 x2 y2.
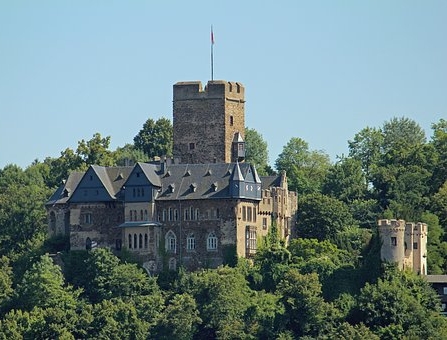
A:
45 171 84 206
156 162 256 200
137 162 162 187
91 165 133 198
261 175 282 190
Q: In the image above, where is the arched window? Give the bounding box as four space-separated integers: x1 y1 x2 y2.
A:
169 208 173 221
140 210 143 221
190 207 194 220
174 209 178 221
207 232 218 251
86 237 92 250
187 233 195 251
128 234 132 249
134 234 137 249
165 231 176 253
144 210 148 220
144 234 148 248
49 211 57 234
139 234 143 249
184 208 189 221
168 257 177 271
195 208 200 220
141 188 145 196
163 209 167 221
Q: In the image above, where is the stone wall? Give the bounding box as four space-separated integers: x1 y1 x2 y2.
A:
173 80 245 164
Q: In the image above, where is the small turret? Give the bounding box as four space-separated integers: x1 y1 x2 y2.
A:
232 132 245 163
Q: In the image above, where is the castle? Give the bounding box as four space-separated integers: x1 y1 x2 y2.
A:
377 219 428 275
46 80 298 273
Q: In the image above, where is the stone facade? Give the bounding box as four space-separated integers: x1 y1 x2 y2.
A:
378 219 428 275
173 81 245 164
46 79 298 273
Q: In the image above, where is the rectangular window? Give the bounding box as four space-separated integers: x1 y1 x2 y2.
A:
230 115 234 126
189 142 195 150
391 237 397 246
262 217 267 230
242 206 246 221
444 287 447 295
247 207 252 222
246 227 257 255
84 213 92 224
413 242 418 250
187 236 195 251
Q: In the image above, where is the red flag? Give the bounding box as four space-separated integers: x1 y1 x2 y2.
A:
211 27 214 45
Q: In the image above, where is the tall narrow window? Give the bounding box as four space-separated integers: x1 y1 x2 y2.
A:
128 234 132 249
139 234 143 249
207 232 218 251
134 234 137 249
144 234 148 248
391 237 397 246
166 231 177 253
230 115 234 126
187 233 196 251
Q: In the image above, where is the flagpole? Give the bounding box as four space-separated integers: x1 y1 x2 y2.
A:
211 25 214 81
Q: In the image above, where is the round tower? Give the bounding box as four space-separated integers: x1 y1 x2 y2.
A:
377 219 406 270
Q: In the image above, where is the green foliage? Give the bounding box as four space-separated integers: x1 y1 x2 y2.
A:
13 254 81 311
76 132 115 167
277 268 341 338
244 127 270 176
353 266 446 338
133 117 173 158
153 293 201 340
275 137 331 193
89 298 149 339
112 143 150 166
0 256 13 309
0 165 50 259
296 193 356 242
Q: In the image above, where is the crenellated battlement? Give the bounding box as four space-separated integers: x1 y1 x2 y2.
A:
173 80 244 101
377 219 428 275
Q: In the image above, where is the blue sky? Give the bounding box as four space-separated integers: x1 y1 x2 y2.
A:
1 1 446 169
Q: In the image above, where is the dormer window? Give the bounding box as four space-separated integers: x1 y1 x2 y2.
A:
190 183 197 192
184 170 191 177
211 182 218 192
168 184 175 193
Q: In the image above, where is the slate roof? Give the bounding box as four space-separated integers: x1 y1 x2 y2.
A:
260 175 282 190
45 171 84 206
91 165 133 198
156 162 258 201
137 162 162 187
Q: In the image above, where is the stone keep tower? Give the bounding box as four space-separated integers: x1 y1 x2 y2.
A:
378 219 428 275
173 80 245 164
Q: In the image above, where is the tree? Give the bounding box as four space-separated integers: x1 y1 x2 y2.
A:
133 117 173 158
275 137 331 194
76 132 115 167
244 127 270 176
296 193 356 242
354 266 447 338
112 143 150 166
288 238 356 281
14 254 81 311
81 248 156 303
348 126 383 183
0 165 50 259
322 157 367 203
0 256 13 309
277 268 340 338
89 298 149 339
153 293 201 340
